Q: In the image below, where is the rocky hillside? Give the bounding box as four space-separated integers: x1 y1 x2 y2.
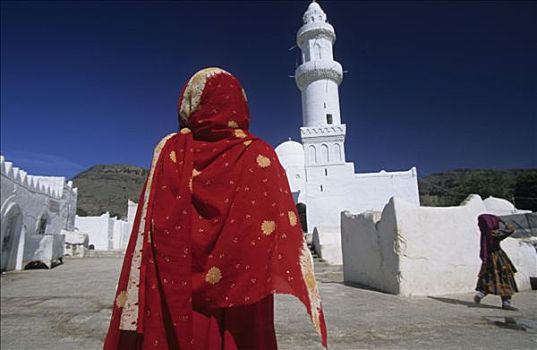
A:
72 165 148 219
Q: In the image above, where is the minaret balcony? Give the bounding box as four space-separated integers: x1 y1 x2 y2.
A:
297 22 336 47
295 60 343 91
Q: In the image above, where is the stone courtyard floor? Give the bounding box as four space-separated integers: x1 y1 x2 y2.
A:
1 256 536 350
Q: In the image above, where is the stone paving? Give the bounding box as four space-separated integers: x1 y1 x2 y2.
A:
1 257 536 350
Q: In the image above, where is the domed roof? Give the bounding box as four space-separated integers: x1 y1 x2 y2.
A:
483 196 516 212
275 140 304 168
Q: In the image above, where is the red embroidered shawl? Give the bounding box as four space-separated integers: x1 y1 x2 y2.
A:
104 68 327 349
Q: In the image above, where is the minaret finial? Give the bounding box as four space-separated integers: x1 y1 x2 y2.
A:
303 0 327 24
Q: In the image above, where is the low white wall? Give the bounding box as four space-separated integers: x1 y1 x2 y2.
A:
312 226 342 265
502 238 537 291
396 196 484 296
75 212 133 251
127 200 138 225
75 213 111 250
341 204 400 294
24 234 65 268
342 195 537 296
111 219 131 250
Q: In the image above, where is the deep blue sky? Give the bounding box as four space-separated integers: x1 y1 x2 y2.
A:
1 1 536 179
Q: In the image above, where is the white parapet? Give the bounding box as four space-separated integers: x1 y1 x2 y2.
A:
0 155 78 200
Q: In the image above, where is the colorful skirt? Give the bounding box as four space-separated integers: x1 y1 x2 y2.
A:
476 249 518 297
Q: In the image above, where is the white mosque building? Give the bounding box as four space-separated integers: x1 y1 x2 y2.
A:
275 1 420 239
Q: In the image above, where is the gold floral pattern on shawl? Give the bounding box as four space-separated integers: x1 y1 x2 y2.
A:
256 154 271 168
234 129 247 139
179 67 230 121
119 132 177 331
288 211 298 227
180 127 191 134
243 140 253 146
205 266 222 285
299 241 323 339
227 120 239 128
261 220 276 236
192 168 201 177
115 290 127 308
169 150 177 163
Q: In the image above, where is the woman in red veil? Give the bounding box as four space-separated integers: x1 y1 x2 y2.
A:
104 67 328 349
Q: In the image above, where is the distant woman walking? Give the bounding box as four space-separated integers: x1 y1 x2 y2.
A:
474 214 518 310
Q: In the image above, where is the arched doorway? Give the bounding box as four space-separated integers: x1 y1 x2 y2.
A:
296 202 308 233
1 205 23 272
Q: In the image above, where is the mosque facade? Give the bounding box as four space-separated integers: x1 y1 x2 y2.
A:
275 1 420 234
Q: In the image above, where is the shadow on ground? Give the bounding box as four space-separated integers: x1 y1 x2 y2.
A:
428 296 504 310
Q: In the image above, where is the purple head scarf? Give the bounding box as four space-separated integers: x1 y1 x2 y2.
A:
477 214 499 262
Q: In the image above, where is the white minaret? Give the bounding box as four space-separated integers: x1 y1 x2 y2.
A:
295 1 346 167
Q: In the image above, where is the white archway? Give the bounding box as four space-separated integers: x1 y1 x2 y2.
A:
1 203 23 272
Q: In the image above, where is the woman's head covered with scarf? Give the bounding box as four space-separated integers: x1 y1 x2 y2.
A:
178 67 250 140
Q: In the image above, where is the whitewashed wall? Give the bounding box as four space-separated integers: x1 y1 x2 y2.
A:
127 200 138 224
24 234 65 268
341 207 400 293
0 155 77 271
502 238 537 290
76 206 134 251
312 226 342 265
306 166 419 233
341 195 536 296
111 218 131 250
300 79 341 127
75 213 111 251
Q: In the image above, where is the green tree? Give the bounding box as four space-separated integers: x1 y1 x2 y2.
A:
463 171 512 198
513 172 537 211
